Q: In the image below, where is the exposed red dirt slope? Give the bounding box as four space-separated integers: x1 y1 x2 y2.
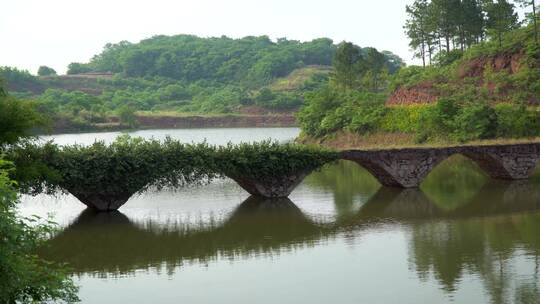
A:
386 52 525 106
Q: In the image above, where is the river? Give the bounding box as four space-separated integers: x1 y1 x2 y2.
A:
19 128 540 304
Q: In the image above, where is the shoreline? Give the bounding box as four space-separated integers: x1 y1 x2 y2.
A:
48 113 298 134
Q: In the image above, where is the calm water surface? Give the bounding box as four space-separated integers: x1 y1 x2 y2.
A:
19 128 540 304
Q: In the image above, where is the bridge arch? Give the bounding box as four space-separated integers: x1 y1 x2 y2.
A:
341 148 453 188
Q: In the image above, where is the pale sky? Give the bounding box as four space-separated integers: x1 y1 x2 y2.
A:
1 0 418 74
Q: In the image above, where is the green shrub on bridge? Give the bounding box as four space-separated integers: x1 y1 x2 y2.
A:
213 141 339 182
10 135 216 197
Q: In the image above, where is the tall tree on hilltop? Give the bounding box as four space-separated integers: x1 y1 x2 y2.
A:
332 42 364 89
405 0 434 67
461 0 486 46
431 0 460 53
515 0 538 44
485 0 520 47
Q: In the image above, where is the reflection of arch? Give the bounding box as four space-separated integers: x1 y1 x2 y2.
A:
41 196 327 275
340 180 540 225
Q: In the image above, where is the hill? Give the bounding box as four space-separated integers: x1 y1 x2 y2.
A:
0 35 402 132
298 24 540 146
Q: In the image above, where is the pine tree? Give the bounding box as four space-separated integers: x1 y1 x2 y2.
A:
515 0 538 45
485 0 520 47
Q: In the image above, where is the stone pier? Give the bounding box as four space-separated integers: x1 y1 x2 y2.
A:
227 171 311 198
69 191 132 211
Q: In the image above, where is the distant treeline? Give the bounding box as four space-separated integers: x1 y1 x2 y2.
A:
66 35 403 87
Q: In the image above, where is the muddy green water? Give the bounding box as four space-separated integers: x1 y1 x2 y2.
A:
19 128 540 304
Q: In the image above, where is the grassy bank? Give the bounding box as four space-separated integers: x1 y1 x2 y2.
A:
298 131 540 151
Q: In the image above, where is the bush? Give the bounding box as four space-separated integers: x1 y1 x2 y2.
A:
347 101 387 133
495 103 540 137
379 105 429 133
117 105 138 128
453 103 498 141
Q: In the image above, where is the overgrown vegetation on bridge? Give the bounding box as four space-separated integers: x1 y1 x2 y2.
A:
10 136 216 197
8 137 339 207
214 141 339 182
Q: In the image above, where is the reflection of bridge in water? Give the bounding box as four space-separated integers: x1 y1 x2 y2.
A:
42 180 540 277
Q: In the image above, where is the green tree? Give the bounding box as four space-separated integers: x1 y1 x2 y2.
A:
66 63 92 75
117 105 138 128
0 80 78 302
0 159 79 303
37 66 57 76
515 0 539 44
485 0 520 47
331 42 364 89
405 0 435 67
0 92 45 146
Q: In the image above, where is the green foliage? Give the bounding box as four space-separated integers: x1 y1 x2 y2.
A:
0 67 43 92
37 66 57 76
379 105 428 133
433 49 464 66
0 92 45 147
0 159 79 303
494 103 540 137
214 141 339 182
298 85 387 137
485 0 520 47
300 84 540 143
453 103 498 141
117 105 138 128
404 0 521 66
66 62 92 75
331 43 393 91
3 36 403 125
16 136 216 198
74 35 401 87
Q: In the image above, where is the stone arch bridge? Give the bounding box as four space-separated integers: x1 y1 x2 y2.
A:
49 142 540 211
242 143 540 198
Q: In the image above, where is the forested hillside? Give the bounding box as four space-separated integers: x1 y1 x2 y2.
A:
299 0 540 147
0 35 403 131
